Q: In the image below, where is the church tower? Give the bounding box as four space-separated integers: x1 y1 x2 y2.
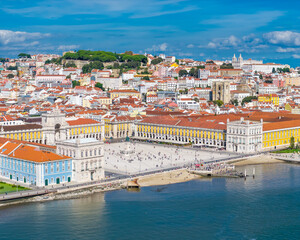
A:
232 54 237 63
238 54 243 66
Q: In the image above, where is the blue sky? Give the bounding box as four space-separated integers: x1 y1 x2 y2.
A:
0 0 299 66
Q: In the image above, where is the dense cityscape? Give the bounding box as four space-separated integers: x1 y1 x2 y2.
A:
1 0 300 238
0 51 299 187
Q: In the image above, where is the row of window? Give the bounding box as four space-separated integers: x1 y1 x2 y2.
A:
264 130 300 140
138 126 223 139
0 158 35 173
44 161 71 174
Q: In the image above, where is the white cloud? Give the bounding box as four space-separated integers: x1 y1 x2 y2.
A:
131 6 198 19
207 35 240 49
3 0 192 19
58 45 80 51
292 54 300 59
0 30 50 45
276 47 300 53
264 31 300 46
187 44 194 48
146 43 168 52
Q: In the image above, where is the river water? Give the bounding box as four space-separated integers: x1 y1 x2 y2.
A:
1 163 300 240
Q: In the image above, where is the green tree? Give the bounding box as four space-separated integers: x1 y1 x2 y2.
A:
231 99 238 106
7 66 17 70
265 79 273 84
213 100 224 107
189 68 198 77
113 62 120 68
82 61 104 73
272 67 276 73
175 59 179 64
179 70 188 77
290 136 295 149
18 53 31 58
72 80 80 88
0 58 8 63
142 76 150 80
151 57 163 65
7 74 14 78
220 63 234 69
64 62 77 68
95 82 105 91
124 51 133 55
241 96 257 106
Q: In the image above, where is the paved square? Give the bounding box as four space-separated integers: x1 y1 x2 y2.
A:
103 142 236 175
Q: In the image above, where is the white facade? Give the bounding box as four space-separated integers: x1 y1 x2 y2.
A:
242 63 290 74
35 75 66 87
226 118 263 153
57 138 104 183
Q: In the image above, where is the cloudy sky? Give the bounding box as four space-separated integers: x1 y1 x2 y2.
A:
0 0 299 66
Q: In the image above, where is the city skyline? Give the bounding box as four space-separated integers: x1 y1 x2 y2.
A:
0 0 299 66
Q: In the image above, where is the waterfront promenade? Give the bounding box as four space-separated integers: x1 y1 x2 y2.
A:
0 143 259 203
270 153 300 163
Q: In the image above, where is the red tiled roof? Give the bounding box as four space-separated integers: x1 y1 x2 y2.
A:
66 118 101 126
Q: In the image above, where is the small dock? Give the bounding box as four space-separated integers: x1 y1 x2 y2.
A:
188 162 245 178
125 179 140 191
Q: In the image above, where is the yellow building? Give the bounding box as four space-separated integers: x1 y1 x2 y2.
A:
108 89 141 100
0 117 105 145
134 116 226 148
97 97 112 105
262 120 300 149
104 115 143 139
258 94 279 106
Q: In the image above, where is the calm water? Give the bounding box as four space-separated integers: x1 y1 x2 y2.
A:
1 163 300 240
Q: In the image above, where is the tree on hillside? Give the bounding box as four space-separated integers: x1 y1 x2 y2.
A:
7 66 18 70
213 100 223 107
7 74 14 79
151 57 163 65
82 61 104 73
220 63 234 69
0 58 8 63
124 51 133 55
241 96 257 106
179 70 188 77
72 80 80 88
64 62 77 68
95 82 105 91
18 53 31 58
189 68 198 77
231 99 239 106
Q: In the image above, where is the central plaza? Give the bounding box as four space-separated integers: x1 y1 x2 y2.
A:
103 142 237 175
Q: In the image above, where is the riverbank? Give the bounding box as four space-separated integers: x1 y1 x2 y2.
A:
231 155 284 166
0 155 288 207
137 169 200 187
